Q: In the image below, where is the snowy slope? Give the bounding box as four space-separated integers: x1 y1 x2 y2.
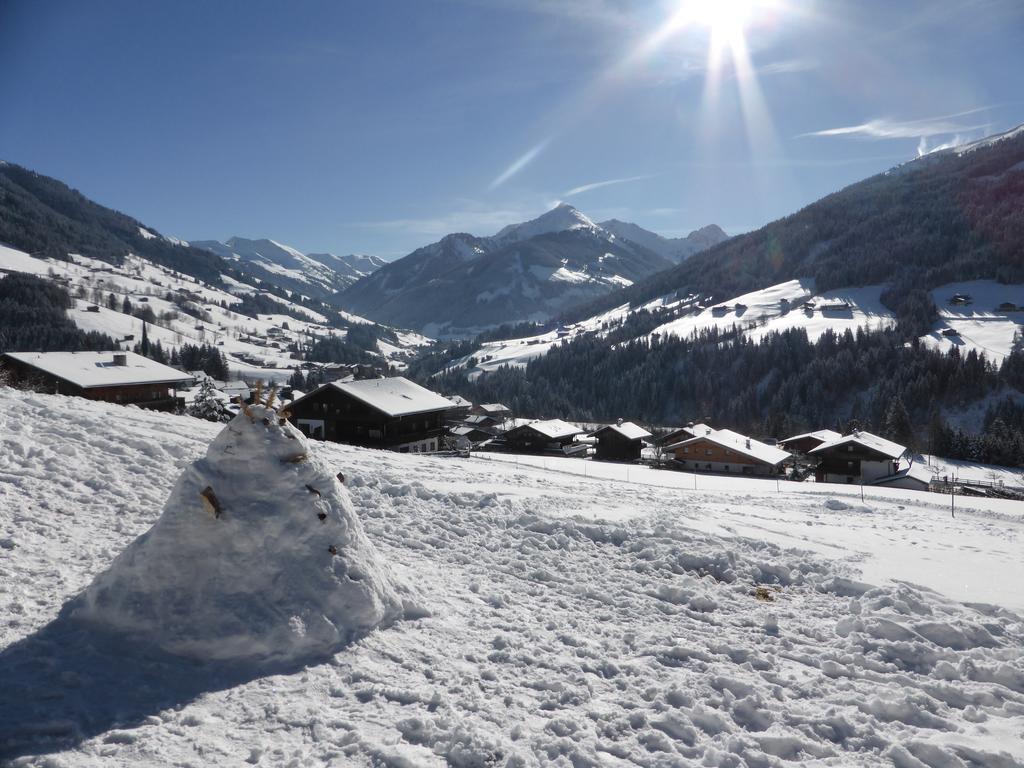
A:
192 237 383 298
600 220 729 263
2 389 1023 765
651 281 895 344
920 280 1024 365
0 245 426 378
447 280 897 380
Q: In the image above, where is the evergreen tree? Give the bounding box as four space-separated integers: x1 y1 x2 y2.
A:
287 368 305 390
121 296 132 314
187 378 229 422
883 396 915 451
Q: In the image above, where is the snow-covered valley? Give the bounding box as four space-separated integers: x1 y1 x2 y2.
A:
1 389 1022 766
0 244 430 381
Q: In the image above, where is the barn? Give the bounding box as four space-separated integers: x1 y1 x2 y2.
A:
497 419 586 457
589 420 652 462
0 351 192 410
287 376 454 453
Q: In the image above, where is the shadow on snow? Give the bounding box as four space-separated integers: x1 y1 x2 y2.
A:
0 597 337 761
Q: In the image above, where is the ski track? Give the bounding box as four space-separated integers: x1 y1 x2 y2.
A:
1 390 1023 766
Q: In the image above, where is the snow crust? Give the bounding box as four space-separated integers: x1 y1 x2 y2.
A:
1 390 1023 766
72 404 411 662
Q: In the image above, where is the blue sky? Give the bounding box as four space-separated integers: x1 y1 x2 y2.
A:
2 0 1022 259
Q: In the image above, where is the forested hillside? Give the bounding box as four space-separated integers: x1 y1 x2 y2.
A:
0 273 116 354
425 324 1024 466
564 127 1024 327
0 163 227 284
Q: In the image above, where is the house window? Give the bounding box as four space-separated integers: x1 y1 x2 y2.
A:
725 449 731 455
705 449 712 456
411 445 418 453
682 447 689 454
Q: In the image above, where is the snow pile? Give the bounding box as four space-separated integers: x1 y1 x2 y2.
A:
72 401 413 662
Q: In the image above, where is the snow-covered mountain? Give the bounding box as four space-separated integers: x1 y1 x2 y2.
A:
338 203 726 337
192 237 385 299
600 220 729 263
306 252 386 281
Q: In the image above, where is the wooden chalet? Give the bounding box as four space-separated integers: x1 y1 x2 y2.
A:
287 376 454 453
449 424 494 447
657 422 714 448
808 431 907 484
0 351 192 410
496 419 586 457
778 429 842 455
665 428 790 475
470 402 511 421
443 394 473 423
589 420 652 462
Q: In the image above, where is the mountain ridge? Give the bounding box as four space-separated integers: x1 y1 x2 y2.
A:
337 204 727 336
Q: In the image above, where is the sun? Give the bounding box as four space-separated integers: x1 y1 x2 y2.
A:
687 0 760 38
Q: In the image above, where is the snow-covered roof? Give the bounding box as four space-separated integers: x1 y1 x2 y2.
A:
591 421 652 442
3 351 192 389
780 429 842 446
809 431 907 460
667 428 790 466
519 419 584 440
445 394 472 408
324 376 454 417
870 463 934 487
477 403 511 414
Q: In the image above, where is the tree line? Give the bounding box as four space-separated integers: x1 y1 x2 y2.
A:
423 324 1024 467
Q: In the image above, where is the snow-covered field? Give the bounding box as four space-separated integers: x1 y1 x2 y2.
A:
920 281 1024 366
0 244 426 380
649 281 896 345
2 389 1023 766
448 280 900 380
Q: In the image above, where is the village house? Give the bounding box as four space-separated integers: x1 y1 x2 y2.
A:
665 427 790 475
0 351 192 410
470 402 511 423
448 424 494 449
779 429 842 455
495 419 586 457
443 394 473 423
589 420 652 462
657 422 714 448
287 376 454 453
869 463 934 492
809 431 907 484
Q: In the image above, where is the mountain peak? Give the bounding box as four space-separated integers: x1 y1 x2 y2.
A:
493 203 599 244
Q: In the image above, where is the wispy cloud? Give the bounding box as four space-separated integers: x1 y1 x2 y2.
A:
758 59 817 76
468 0 636 27
350 203 538 239
800 106 997 140
562 173 656 197
489 139 551 190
